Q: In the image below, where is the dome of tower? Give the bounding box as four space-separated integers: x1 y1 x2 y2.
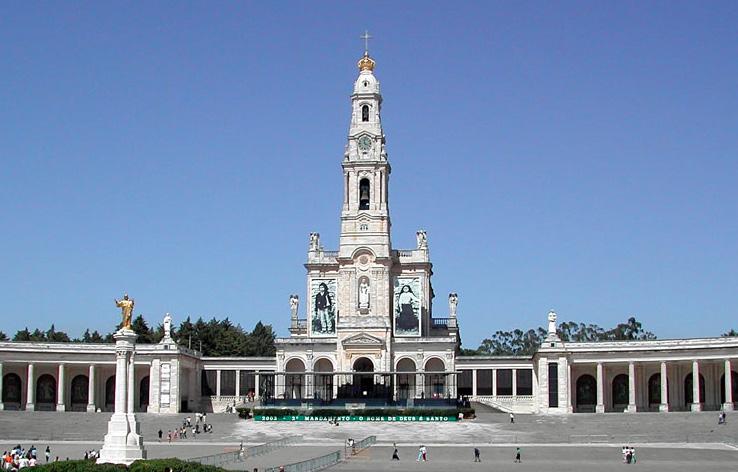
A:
357 52 375 72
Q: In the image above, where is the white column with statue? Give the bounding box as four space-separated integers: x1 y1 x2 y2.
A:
98 294 146 465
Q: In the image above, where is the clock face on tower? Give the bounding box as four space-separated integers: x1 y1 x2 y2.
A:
357 135 373 152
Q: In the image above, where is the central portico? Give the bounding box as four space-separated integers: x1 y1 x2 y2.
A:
273 49 460 405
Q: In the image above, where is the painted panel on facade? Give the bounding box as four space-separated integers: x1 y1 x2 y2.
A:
393 277 421 336
310 278 337 336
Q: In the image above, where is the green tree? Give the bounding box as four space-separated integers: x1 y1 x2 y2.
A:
130 315 156 344
0 331 8 341
46 324 71 342
723 329 738 337
250 322 276 356
13 328 32 341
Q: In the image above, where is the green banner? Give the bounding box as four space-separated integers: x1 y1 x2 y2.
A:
254 415 457 422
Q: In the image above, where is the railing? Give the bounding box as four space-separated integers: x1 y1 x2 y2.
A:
264 450 342 472
322 251 339 258
189 435 302 466
395 250 414 257
431 318 449 328
474 395 536 413
345 435 376 457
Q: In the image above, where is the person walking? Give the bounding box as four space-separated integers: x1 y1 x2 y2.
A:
417 445 423 462
514 447 521 463
474 447 481 462
392 443 400 461
421 445 427 461
510 412 515 424
158 429 163 442
44 447 50 463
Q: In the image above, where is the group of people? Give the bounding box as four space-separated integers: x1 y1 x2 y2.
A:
718 412 728 424
622 446 637 464
2 445 52 470
157 413 213 443
82 450 100 461
388 445 522 463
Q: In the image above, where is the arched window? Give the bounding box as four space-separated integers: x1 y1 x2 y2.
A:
70 375 89 406
359 178 370 210
361 105 369 122
2 373 22 405
611 374 629 409
575 374 596 411
139 376 150 410
648 373 661 405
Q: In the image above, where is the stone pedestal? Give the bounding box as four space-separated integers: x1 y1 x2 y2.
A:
97 329 146 465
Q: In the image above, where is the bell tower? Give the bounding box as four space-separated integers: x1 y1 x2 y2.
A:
339 50 392 259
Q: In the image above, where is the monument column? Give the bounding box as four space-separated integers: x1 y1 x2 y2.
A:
596 362 605 413
627 362 637 413
56 363 66 411
254 372 260 398
25 363 35 411
512 368 517 398
691 360 701 411
88 364 97 412
659 361 669 412
724 360 734 411
98 294 146 465
0 362 4 410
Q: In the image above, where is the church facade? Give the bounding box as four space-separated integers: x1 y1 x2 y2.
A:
0 52 736 416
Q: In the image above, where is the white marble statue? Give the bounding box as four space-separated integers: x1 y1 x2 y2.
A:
548 310 557 335
289 294 299 319
448 292 458 318
416 229 427 249
163 313 173 339
309 232 320 251
359 279 370 310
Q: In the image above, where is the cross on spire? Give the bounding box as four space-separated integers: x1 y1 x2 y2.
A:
360 30 372 54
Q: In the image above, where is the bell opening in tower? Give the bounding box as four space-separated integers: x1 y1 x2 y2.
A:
359 178 370 210
361 105 369 122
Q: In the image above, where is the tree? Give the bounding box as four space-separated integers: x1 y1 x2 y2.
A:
723 329 738 337
46 324 71 342
130 315 156 344
250 322 276 356
13 328 32 341
0 331 7 341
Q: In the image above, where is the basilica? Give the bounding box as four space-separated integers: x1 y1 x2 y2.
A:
0 51 736 417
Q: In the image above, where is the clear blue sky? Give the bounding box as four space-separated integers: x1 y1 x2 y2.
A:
1 1 737 347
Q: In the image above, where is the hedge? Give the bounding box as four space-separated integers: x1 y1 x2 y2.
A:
31 459 229 472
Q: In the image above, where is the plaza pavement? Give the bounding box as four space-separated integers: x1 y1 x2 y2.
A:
1 408 737 470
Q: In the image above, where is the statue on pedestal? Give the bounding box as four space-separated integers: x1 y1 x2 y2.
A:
114 294 135 330
289 294 299 319
163 313 173 339
548 310 557 335
309 232 320 251
416 230 428 249
448 292 458 318
359 279 370 311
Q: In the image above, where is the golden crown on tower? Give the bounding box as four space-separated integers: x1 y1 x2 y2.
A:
357 52 376 72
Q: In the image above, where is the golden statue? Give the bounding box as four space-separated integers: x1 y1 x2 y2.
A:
115 293 135 329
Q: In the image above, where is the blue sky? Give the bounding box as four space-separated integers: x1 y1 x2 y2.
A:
1 1 736 347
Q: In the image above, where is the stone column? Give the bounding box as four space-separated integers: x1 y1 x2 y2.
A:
659 361 669 412
596 363 604 413
627 362 636 413
115 352 128 414
147 360 160 413
512 368 518 398
471 369 478 397
0 362 4 410
56 363 66 411
567 363 574 413
87 365 97 412
254 373 260 398
724 360 734 411
691 360 701 411
25 363 35 411
235 370 241 399
492 368 498 398
169 358 180 413
216 369 222 399
127 353 135 414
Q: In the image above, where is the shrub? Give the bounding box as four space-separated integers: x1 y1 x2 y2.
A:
130 459 227 472
32 461 125 472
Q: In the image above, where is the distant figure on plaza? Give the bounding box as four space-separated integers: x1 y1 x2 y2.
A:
392 443 400 460
474 447 481 462
114 293 135 329
718 412 726 424
514 447 521 463
510 412 515 424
